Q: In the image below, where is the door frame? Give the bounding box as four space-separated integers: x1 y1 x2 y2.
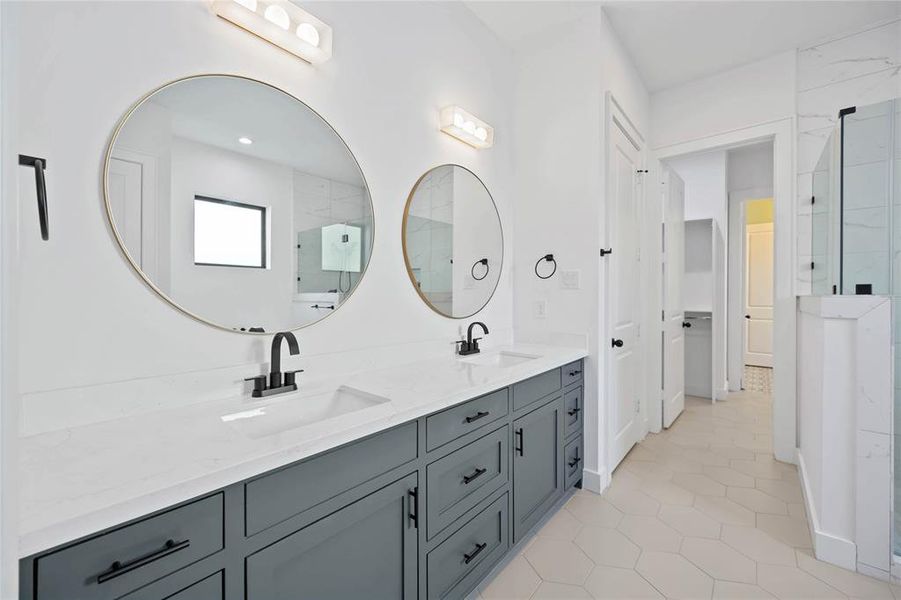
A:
654 117 797 464
727 188 773 390
601 93 651 481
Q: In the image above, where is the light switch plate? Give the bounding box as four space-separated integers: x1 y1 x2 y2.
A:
560 270 581 289
533 300 547 319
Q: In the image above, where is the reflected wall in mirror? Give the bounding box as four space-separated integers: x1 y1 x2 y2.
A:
402 165 502 318
105 75 373 333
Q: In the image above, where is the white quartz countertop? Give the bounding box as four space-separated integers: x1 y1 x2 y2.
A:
19 343 587 557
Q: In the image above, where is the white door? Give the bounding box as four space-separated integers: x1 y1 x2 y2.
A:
108 157 144 265
662 168 685 428
608 120 642 467
744 223 774 367
107 150 159 280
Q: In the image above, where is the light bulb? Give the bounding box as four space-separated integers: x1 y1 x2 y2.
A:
233 0 257 11
475 127 488 141
263 4 290 30
462 121 476 135
238 137 253 145
453 113 465 128
296 22 320 47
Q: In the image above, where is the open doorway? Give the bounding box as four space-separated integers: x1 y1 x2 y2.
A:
659 140 776 429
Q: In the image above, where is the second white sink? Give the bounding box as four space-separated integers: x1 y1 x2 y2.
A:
460 351 540 368
221 385 392 439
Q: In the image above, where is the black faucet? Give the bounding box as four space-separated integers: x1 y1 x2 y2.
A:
245 331 303 398
458 321 489 356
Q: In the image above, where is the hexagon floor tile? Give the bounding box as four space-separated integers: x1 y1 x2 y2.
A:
475 392 888 600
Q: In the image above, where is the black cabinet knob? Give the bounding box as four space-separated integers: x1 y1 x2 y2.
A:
682 321 691 328
611 338 624 348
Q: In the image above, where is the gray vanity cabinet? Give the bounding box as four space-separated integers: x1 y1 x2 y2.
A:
512 396 563 542
245 472 418 600
20 359 585 600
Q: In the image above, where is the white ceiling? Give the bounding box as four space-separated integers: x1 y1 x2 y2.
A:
149 77 365 185
466 1 901 92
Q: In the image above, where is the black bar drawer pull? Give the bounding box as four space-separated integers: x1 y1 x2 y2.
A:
568 457 582 468
19 154 49 241
515 428 524 456
97 539 190 584
463 542 487 564
465 411 489 424
462 467 487 485
408 487 419 528
567 407 581 416
569 369 582 377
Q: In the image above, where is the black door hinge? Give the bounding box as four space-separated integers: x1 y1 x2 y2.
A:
810 261 815 270
600 248 613 257
811 195 815 205
636 169 648 174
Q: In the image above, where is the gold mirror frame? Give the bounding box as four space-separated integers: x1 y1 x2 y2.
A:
401 164 503 319
102 73 375 334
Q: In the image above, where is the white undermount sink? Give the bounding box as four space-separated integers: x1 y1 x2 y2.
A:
460 351 540 368
221 385 392 439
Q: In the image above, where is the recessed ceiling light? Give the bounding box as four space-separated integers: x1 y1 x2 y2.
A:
238 137 253 145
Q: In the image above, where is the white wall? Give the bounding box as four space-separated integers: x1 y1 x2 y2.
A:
511 6 650 489
5 0 516 430
667 151 728 235
797 296 892 575
728 143 774 196
651 52 796 150
796 18 901 296
170 137 296 331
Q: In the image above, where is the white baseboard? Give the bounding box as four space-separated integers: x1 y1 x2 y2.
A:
797 449 857 571
582 468 609 494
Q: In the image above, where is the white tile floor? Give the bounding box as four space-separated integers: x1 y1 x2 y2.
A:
476 391 899 599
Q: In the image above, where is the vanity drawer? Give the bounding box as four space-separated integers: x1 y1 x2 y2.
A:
119 570 223 600
564 436 583 489
34 494 224 600
426 426 508 539
563 360 584 388
512 369 561 411
426 388 508 451
245 422 417 536
427 493 509 600
563 386 583 439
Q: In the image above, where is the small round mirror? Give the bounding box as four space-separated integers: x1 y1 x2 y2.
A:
104 75 374 333
402 165 502 318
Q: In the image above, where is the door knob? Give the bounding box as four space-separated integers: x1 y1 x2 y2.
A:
682 321 691 328
611 338 624 348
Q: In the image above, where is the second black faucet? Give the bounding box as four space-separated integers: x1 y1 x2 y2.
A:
458 322 489 356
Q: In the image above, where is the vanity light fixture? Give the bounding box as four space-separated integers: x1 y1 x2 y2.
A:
238 136 253 145
211 0 333 64
439 106 494 149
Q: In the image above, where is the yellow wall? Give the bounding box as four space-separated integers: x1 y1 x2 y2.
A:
746 198 774 224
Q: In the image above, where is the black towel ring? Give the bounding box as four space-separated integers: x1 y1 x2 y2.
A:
535 254 557 279
471 258 489 281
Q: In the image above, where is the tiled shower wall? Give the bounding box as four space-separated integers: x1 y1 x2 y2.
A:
796 18 901 295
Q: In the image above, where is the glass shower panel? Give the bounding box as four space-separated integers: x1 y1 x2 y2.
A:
811 130 838 295
840 101 893 295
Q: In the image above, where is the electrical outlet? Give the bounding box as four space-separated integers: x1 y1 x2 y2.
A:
533 300 547 319
560 270 581 289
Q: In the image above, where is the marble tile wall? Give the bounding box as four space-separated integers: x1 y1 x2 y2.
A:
795 18 901 295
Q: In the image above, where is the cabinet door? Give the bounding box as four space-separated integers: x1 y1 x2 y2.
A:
512 397 563 542
246 473 418 599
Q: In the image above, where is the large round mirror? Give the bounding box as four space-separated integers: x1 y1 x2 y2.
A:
402 165 502 318
105 75 373 333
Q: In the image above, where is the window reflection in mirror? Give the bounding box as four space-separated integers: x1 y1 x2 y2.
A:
403 165 502 318
105 75 374 332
